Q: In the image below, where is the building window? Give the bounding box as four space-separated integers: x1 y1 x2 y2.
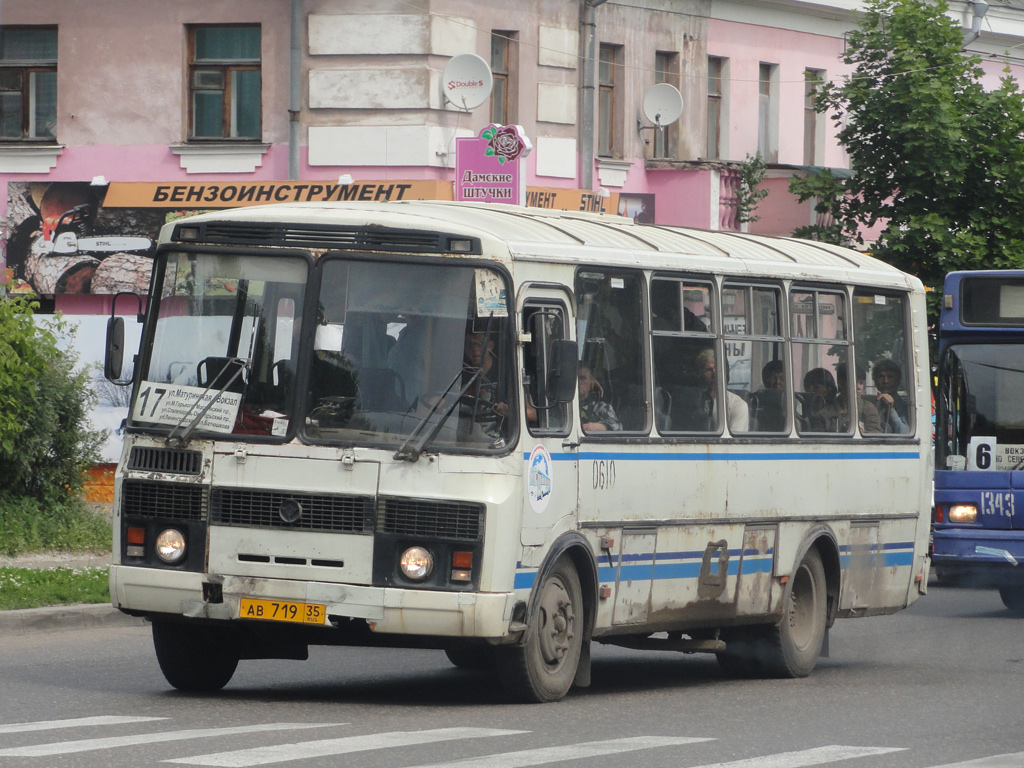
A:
189 25 261 140
758 62 778 162
0 27 57 141
598 44 622 158
653 51 679 159
803 68 825 166
490 31 517 126
706 56 724 160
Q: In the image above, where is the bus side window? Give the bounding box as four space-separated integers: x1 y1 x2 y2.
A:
791 289 851 436
651 277 717 433
576 269 648 432
522 304 569 434
853 289 914 436
724 283 787 434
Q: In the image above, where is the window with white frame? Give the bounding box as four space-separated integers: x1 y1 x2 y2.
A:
758 62 778 163
0 27 57 141
490 31 517 126
653 51 679 159
598 43 623 158
803 68 825 166
189 25 261 140
706 56 724 160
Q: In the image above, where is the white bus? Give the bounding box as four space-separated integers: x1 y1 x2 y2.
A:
104 201 931 703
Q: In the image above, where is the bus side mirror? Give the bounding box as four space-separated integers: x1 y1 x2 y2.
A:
104 316 125 381
548 339 578 404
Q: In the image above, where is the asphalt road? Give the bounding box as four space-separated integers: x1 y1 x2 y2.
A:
1 583 1022 768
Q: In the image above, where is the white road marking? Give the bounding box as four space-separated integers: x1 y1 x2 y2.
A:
692 745 907 768
928 754 1024 767
0 715 166 734
165 727 528 767
0 723 337 757
404 736 714 768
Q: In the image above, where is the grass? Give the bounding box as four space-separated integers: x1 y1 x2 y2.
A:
0 566 109 610
0 497 112 557
0 496 113 610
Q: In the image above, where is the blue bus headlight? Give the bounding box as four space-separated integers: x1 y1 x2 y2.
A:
399 547 434 580
155 529 187 563
948 504 978 524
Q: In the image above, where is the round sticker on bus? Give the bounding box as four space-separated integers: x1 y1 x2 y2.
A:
528 445 553 513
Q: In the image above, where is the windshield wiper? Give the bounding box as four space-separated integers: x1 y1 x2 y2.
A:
393 366 480 462
166 358 248 446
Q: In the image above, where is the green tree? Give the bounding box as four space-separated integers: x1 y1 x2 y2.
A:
0 296 104 505
790 0 1024 292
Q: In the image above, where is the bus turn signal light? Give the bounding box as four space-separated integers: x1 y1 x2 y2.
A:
126 526 145 557
451 551 473 582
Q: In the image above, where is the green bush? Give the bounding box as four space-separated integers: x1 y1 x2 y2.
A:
0 496 112 556
0 295 108 554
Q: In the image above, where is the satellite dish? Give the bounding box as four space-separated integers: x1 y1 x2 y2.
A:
442 54 493 111
642 83 684 126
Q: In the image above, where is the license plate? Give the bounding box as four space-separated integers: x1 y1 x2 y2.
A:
239 598 326 625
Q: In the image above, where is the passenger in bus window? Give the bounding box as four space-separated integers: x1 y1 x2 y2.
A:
838 362 882 434
872 359 910 434
578 364 621 432
751 359 786 432
697 348 749 433
803 367 842 432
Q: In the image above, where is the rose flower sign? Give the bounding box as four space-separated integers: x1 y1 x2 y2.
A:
455 124 533 205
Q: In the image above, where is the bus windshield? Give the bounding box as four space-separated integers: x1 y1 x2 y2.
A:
939 343 1024 467
303 257 514 453
131 250 308 440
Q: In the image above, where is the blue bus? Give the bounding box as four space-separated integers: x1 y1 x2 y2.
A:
934 270 1024 609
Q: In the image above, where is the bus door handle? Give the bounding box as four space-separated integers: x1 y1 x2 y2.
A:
562 439 580 451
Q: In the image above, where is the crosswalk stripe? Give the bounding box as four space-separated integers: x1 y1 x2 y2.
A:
0 716 167 735
404 735 715 768
165 727 528 767
691 745 906 768
928 754 1024 767
0 723 337 757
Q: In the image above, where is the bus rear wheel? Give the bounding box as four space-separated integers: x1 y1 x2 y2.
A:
496 557 583 703
762 547 827 678
152 620 240 692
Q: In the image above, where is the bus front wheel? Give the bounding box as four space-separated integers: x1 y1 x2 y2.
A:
152 620 240 692
998 586 1024 613
496 557 583 703
762 547 827 678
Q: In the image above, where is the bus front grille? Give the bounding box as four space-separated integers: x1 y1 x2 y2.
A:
121 479 207 521
127 446 203 475
378 498 484 541
211 488 373 533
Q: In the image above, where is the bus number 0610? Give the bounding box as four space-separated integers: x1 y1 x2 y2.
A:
592 460 615 490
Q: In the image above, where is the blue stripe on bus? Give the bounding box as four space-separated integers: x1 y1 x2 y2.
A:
525 450 920 462
514 545 915 590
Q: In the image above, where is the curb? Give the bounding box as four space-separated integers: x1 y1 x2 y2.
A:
0 603 146 637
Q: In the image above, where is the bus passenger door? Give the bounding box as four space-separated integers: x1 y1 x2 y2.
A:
520 292 578 548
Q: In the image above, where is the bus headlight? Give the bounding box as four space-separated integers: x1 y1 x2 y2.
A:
155 529 187 563
948 504 978 524
399 547 434 581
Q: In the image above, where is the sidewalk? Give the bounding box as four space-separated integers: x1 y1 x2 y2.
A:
0 551 146 637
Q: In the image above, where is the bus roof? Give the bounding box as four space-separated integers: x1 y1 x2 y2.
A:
166 200 921 292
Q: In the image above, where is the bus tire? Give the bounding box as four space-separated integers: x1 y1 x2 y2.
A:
998 586 1024 613
762 547 827 678
496 557 583 703
152 621 240 692
444 641 497 670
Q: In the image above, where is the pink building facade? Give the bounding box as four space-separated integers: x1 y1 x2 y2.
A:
3 0 1024 308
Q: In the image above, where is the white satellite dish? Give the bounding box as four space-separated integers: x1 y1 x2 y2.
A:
642 83 684 126
442 53 493 111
